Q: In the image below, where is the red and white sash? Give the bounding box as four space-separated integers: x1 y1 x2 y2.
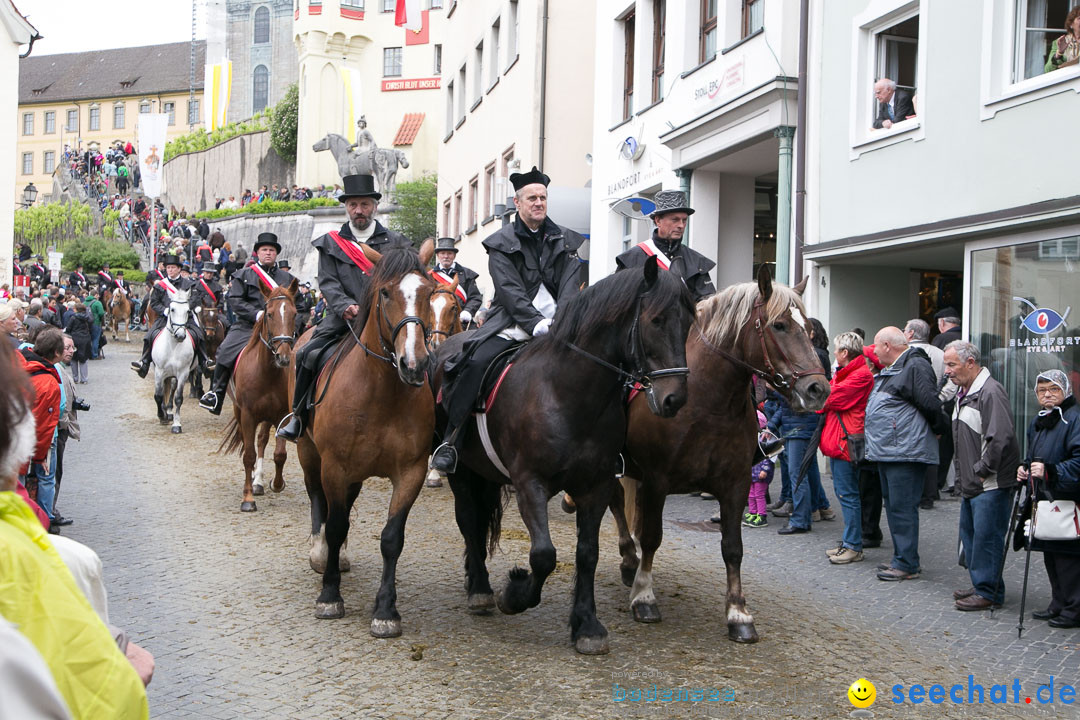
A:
329 231 375 274
198 279 218 305
250 264 278 290
431 269 467 302
156 277 180 295
637 240 671 270
73 271 86 284
99 271 113 284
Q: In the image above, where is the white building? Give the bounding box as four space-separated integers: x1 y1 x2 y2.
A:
224 0 299 120
2 1 38 291
437 0 595 285
589 0 800 289
803 0 1080 435
293 0 446 190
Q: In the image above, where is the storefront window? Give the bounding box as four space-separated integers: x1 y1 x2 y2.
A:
970 235 1080 453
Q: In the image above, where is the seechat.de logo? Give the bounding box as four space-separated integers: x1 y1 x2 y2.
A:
1015 297 1071 335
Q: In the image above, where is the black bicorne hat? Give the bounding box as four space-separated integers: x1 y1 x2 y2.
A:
509 166 550 192
254 232 282 252
338 174 382 202
434 237 459 253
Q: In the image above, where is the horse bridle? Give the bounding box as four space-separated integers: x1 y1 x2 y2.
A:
696 299 824 391
348 281 430 367
427 286 462 344
258 295 296 356
165 299 189 338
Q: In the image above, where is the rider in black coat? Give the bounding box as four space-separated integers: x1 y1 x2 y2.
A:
130 255 210 378
429 237 483 322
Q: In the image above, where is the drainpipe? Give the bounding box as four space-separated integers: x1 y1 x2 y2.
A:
538 0 550 169
675 167 692 243
794 0 810 281
774 126 794 284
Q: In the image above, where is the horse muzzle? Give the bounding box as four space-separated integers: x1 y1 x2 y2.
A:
171 328 187 341
791 375 830 412
643 374 688 419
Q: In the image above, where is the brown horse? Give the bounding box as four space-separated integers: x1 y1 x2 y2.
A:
189 306 226 399
295 240 436 638
219 280 299 511
615 268 829 644
427 277 463 349
107 289 132 342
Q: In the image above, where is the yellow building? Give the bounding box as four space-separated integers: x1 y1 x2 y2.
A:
15 40 207 206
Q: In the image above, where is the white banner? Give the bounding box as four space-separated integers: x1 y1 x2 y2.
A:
48 251 63 284
203 59 232 131
137 113 169 198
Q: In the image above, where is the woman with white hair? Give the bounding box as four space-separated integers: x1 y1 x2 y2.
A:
1018 369 1080 628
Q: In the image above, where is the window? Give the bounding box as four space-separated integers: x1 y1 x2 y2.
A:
22 112 32 135
383 47 403 77
1016 0 1074 81
622 216 634 252
442 199 452 236
43 151 55 174
875 14 919 100
44 111 55 134
742 0 763 38
700 0 718 62
254 6 270 44
457 65 466 123
188 100 200 125
431 0 442 8
382 0 394 11
483 162 496 220
140 100 152 114
66 109 78 131
163 102 175 126
22 152 32 175
341 0 364 7
253 65 269 111
501 146 515 181
467 176 479 231
652 0 665 103
113 104 125 129
445 80 455 135
490 19 501 86
434 43 442 74
508 0 519 65
89 106 100 131
453 190 463 237
623 10 635 120
473 41 484 103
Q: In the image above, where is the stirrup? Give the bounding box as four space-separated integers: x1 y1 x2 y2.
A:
276 413 303 441
615 453 625 479
430 442 458 474
198 391 218 410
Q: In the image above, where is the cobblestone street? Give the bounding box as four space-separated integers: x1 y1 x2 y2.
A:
55 341 1076 719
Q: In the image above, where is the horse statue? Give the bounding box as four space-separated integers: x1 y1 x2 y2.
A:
371 148 409 203
189 305 225 399
108 288 132 342
430 257 696 654
293 240 436 638
612 268 829 644
220 282 298 511
151 289 197 434
313 133 409 201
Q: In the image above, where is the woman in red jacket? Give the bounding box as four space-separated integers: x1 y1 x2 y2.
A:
821 331 875 565
20 327 64 527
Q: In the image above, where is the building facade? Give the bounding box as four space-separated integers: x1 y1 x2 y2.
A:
293 0 446 190
16 41 206 205
226 0 298 121
3 1 38 290
437 0 596 287
803 0 1080 443
588 0 799 289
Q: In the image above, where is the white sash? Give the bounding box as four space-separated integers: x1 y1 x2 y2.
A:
639 239 672 270
250 264 278 289
432 269 468 302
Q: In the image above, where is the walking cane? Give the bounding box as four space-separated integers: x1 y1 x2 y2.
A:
989 483 1023 619
1017 466 1040 639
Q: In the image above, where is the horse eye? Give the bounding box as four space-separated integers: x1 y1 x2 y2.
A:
651 316 664 327
380 288 390 299
772 322 786 332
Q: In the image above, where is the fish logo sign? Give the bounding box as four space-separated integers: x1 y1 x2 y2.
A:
1014 297 1071 335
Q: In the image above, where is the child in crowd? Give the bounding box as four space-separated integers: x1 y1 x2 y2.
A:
744 410 774 528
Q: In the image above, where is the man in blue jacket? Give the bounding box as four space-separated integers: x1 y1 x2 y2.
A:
865 326 947 581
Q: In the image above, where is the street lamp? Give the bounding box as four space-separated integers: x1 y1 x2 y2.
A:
20 182 38 207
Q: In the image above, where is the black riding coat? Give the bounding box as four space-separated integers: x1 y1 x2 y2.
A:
312 220 410 327
146 274 205 345
191 278 224 309
67 271 90 292
29 263 48 286
228 264 296 329
431 262 483 315
615 231 716 302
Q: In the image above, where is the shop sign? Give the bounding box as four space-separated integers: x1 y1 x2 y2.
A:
605 164 664 197
381 77 441 92
691 58 745 105
1010 297 1074 353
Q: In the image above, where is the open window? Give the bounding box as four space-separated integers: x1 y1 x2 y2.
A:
1016 0 1075 80
874 13 919 113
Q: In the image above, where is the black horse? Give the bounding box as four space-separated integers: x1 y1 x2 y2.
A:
430 257 696 654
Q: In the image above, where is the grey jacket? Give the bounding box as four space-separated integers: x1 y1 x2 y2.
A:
865 346 945 465
951 368 1020 498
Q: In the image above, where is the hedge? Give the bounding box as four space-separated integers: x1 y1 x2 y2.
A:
60 237 143 274
192 197 338 220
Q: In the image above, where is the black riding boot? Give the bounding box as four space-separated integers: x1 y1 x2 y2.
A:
276 364 315 442
130 335 152 377
430 425 461 473
199 364 231 415
195 343 215 377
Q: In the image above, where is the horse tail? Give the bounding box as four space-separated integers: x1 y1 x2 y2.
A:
486 483 511 558
218 416 244 455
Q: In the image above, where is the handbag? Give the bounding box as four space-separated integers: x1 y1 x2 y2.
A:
1032 500 1080 541
837 414 865 465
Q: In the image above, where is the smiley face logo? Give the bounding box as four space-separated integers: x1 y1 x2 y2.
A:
848 678 876 708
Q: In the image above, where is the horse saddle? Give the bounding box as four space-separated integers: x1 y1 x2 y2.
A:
476 342 527 414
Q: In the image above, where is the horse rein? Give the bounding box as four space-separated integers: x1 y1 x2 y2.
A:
427 286 462 343
696 300 825 391
258 295 296 357
346 281 431 367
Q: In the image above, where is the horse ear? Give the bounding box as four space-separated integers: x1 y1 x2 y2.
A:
286 277 299 296
449 275 459 292
792 276 808 296
757 264 773 303
643 255 659 288
361 243 383 265
259 280 273 299
418 237 435 266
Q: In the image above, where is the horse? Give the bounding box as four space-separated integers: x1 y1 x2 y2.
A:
613 268 830 644
431 257 696 655
294 240 437 638
427 277 463 349
150 289 197 434
219 282 299 512
189 306 226 399
108 289 132 342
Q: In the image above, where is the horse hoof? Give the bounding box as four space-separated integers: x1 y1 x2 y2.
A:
315 600 345 619
632 602 662 624
252 483 265 496
240 501 257 512
561 495 577 514
158 418 169 425
621 566 637 588
271 478 285 493
370 618 402 638
574 635 610 655
171 426 182 434
728 623 759 643
467 593 495 615
495 589 519 615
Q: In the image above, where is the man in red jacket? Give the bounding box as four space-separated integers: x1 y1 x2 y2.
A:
20 326 64 530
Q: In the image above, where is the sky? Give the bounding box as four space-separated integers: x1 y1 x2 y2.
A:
17 0 207 55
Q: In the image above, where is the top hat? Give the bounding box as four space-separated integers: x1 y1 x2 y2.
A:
510 166 550 192
180 263 191 271
434 237 459 253
102 262 111 268
650 190 695 218
338 174 381 202
254 232 282 252
201 262 218 272
277 259 291 270
162 254 182 267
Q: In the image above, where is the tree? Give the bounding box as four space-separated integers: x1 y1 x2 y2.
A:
387 175 437 246
269 83 299 164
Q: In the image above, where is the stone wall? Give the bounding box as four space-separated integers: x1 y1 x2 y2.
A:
161 130 293 214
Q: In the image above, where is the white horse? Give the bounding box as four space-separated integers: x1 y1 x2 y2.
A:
151 290 197 434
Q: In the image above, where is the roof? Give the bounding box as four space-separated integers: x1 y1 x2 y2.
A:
19 40 206 105
392 112 425 146
3 1 39 47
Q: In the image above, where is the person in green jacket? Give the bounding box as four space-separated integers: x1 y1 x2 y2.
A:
87 295 105 360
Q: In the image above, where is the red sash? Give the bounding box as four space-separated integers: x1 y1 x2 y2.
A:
250 264 278 290
329 231 374 274
638 240 671 270
156 277 179 295
430 269 467 302
198 279 217 305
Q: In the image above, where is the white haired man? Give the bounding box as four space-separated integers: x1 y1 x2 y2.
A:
872 78 915 130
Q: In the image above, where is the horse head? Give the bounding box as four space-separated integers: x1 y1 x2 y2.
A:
259 279 300 368
200 306 221 339
629 257 695 417
428 275 462 349
168 290 191 340
365 239 436 386
396 150 410 169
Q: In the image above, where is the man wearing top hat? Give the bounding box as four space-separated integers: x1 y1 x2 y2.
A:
192 262 224 311
199 233 296 415
430 237 483 322
429 166 585 472
294 281 315 335
615 189 715 302
29 255 48 287
68 264 89 293
130 254 212 378
277 174 410 440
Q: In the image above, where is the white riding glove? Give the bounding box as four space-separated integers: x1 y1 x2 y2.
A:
256 310 264 322
532 318 552 337
460 310 473 324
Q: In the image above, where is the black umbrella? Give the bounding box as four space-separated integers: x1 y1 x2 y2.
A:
794 415 827 492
